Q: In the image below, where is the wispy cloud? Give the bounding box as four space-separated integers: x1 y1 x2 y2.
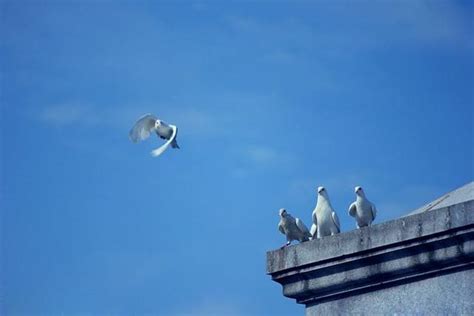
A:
38 104 98 127
244 146 278 165
226 2 472 65
35 89 285 141
378 1 473 49
228 144 296 179
35 103 218 137
239 144 296 168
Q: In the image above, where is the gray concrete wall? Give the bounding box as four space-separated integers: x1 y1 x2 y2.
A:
306 267 474 315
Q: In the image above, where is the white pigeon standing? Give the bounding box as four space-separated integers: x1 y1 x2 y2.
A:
348 186 377 228
278 208 311 248
129 113 180 157
312 186 341 238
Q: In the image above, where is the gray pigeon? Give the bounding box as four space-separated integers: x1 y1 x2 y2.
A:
348 186 377 228
129 113 180 157
278 208 311 248
312 186 341 238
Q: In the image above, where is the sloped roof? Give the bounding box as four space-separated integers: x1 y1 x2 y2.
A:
408 181 474 215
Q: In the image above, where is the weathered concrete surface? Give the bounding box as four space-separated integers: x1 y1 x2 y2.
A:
306 268 473 316
267 199 474 315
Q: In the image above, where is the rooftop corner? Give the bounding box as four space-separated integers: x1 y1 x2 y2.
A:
266 183 474 315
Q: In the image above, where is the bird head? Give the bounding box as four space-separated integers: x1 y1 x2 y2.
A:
155 120 162 128
279 208 287 217
317 186 326 194
355 186 365 196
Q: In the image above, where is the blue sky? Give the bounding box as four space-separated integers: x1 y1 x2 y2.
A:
1 1 473 315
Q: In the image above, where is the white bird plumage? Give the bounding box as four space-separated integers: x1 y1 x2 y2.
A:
348 186 377 228
312 186 341 238
278 208 311 247
129 113 180 157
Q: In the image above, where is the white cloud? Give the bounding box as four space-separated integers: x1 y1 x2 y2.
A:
239 144 297 168
382 1 472 49
245 146 278 164
226 143 300 179
34 90 291 160
38 104 97 127
227 2 472 65
35 104 218 137
228 145 296 179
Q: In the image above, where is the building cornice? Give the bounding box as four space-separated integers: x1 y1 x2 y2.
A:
267 200 474 305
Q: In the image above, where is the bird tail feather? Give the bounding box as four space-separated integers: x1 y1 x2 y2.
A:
150 125 178 157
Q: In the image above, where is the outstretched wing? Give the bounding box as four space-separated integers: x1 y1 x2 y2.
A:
129 114 157 143
151 124 177 157
371 203 377 221
348 202 357 217
332 211 341 232
296 218 311 238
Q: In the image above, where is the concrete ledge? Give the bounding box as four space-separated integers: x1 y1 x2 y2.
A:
267 201 474 306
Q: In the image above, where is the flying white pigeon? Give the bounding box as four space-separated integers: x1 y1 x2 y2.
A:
129 114 180 157
312 186 341 238
348 186 377 228
278 208 311 248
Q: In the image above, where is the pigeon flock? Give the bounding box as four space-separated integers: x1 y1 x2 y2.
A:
128 113 378 248
278 186 377 247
